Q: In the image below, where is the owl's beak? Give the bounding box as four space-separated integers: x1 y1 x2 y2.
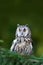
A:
21 33 23 37
21 35 23 37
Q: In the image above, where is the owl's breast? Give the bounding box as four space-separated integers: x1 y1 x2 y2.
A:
18 41 26 48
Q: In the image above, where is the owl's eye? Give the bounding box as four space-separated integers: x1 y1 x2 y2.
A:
19 28 21 32
23 28 26 32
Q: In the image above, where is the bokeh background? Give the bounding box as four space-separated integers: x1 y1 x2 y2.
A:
0 0 43 56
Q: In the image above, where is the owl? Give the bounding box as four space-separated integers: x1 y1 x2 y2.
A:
10 24 33 55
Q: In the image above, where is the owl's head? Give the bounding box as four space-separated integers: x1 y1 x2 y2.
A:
15 24 31 38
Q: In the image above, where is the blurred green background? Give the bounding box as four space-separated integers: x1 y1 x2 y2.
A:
0 0 43 56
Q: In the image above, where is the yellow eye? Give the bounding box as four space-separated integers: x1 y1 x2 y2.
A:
19 28 21 32
23 28 26 32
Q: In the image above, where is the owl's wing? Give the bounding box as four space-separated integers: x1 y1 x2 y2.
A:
30 42 33 49
29 42 33 54
10 39 17 51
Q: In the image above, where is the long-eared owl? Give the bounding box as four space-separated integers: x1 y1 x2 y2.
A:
10 24 33 55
